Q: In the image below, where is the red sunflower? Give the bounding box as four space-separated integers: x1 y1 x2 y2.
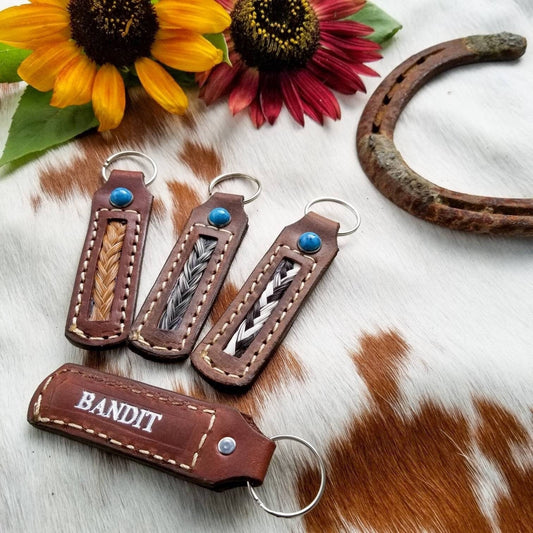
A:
198 0 382 127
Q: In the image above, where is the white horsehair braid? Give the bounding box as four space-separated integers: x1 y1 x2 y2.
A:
224 258 301 358
158 236 218 330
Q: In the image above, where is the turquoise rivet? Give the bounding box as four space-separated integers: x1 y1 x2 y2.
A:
208 207 231 227
298 232 322 253
109 187 133 208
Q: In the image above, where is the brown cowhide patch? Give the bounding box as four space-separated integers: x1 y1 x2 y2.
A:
178 140 223 183
475 399 533 532
298 330 493 532
82 349 132 378
166 180 201 236
30 194 42 212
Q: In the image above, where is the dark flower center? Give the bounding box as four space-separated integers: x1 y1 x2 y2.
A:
68 0 158 67
230 0 320 71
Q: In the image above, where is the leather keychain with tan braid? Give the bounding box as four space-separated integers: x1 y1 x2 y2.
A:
129 173 261 361
190 198 361 390
357 32 533 235
65 151 155 349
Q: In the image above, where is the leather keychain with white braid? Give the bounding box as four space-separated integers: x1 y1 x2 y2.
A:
129 173 261 361
190 198 361 390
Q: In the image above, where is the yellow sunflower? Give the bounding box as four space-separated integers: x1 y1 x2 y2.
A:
0 0 230 130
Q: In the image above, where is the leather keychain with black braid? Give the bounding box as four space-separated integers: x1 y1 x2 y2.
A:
129 173 261 361
190 198 361 390
65 151 155 349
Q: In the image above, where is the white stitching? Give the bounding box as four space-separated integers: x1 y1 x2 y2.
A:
68 208 141 340
200 244 317 379
131 223 234 353
33 368 216 471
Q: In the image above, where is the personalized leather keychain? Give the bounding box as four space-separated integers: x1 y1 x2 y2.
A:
129 173 261 361
65 151 155 349
28 363 325 517
191 198 361 390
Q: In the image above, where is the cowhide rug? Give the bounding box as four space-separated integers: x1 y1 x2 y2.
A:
1 0 532 531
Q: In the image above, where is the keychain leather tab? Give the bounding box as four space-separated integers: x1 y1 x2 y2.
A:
190 212 339 389
129 193 248 361
28 363 276 490
65 170 153 349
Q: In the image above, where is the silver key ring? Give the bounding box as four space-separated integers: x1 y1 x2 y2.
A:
101 151 158 185
247 434 327 519
304 197 361 236
208 172 262 204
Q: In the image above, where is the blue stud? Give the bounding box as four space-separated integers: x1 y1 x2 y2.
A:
298 231 322 253
208 207 231 227
109 187 134 208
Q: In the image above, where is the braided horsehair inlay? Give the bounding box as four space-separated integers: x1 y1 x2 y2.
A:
68 208 142 340
224 258 301 357
159 236 218 330
90 220 127 321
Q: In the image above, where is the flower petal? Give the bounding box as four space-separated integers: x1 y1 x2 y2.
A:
308 47 367 94
155 0 231 34
259 72 283 125
0 4 69 48
18 41 81 92
135 57 188 114
152 31 223 72
292 70 341 121
92 64 126 131
313 0 365 21
280 72 304 126
249 94 266 128
30 0 69 7
50 54 97 108
199 57 243 104
216 0 234 11
229 68 259 115
319 20 374 37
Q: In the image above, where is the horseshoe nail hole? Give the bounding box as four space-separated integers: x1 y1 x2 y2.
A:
383 94 391 105
372 123 381 133
396 74 406 84
416 56 427 65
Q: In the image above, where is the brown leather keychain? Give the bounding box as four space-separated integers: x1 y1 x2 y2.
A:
191 198 361 390
357 32 533 235
28 363 326 517
65 151 155 349
129 173 261 361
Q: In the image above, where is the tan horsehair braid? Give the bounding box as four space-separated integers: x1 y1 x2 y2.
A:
90 220 127 321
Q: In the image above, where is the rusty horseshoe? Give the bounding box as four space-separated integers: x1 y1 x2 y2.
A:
357 33 533 236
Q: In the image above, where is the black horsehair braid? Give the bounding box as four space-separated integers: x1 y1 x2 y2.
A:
159 236 218 330
224 258 301 358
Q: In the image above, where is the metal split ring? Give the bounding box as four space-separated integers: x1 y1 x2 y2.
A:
208 172 262 204
356 32 533 236
247 434 326 519
305 197 361 236
102 151 158 185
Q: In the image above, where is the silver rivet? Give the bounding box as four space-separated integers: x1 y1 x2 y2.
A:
218 437 236 455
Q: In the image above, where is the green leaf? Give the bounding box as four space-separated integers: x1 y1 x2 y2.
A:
349 2 402 44
0 86 98 166
165 68 197 88
0 43 31 82
204 33 231 65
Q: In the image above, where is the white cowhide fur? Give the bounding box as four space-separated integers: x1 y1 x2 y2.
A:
1 0 532 531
